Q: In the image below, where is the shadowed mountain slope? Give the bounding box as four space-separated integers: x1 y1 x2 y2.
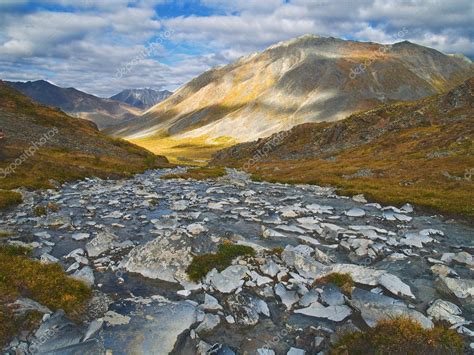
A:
5 80 140 129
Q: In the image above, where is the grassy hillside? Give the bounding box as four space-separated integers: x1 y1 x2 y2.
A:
212 78 474 218
0 81 170 210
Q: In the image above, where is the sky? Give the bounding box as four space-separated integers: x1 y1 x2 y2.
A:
0 0 472 97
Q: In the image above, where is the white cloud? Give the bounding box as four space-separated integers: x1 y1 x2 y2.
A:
0 0 472 97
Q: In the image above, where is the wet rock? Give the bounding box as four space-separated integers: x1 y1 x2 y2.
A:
350 288 432 329
29 310 83 353
208 343 236 355
200 293 223 311
187 223 207 235
319 284 345 306
275 283 299 309
85 230 118 257
436 276 474 300
226 294 267 325
260 259 281 277
9 298 51 316
378 273 415 299
206 265 249 294
121 234 193 283
72 232 90 241
294 302 351 322
427 299 465 325
257 349 275 355
104 311 131 326
299 289 320 307
102 299 197 354
196 313 220 334
72 266 95 286
345 208 366 217
287 348 306 355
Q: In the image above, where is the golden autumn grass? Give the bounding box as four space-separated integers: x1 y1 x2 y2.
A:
331 317 464 355
219 123 474 218
0 81 171 211
0 245 91 347
130 134 235 166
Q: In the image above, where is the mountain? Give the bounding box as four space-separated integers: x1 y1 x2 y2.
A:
0 81 169 209
212 77 474 217
5 80 140 129
110 88 173 110
109 35 473 143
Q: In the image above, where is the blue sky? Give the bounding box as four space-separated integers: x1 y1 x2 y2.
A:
0 0 472 97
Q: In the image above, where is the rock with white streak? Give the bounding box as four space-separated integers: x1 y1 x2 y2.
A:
72 232 90 241
436 276 474 300
427 299 465 325
294 302 351 322
206 265 249 294
260 259 280 277
85 230 118 257
378 273 415 299
345 208 366 217
275 283 299 309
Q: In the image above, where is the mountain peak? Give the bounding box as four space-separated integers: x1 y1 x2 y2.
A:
110 88 173 110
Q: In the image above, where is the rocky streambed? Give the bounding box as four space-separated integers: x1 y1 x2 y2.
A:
1 168 473 354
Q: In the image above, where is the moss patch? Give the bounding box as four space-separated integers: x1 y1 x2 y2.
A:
331 317 464 355
313 272 354 296
0 190 22 211
0 245 92 347
186 242 255 282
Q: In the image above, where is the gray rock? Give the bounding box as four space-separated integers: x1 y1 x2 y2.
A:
85 230 118 257
319 284 345 306
294 302 352 322
436 276 474 300
121 234 193 283
350 288 432 329
287 347 306 354
72 266 95 286
275 283 299 309
196 313 220 334
427 299 465 325
206 265 249 294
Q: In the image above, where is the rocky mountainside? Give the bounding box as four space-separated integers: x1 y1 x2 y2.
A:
212 78 474 217
110 88 172 110
109 35 473 142
5 80 140 129
0 81 169 203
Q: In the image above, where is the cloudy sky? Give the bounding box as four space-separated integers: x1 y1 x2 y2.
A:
0 0 472 97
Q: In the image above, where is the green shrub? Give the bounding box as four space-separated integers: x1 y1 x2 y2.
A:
186 242 255 281
313 272 354 296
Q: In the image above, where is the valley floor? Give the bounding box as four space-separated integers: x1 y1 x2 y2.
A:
1 168 473 353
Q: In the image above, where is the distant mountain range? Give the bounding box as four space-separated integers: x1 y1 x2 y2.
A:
110 88 172 110
108 35 473 142
5 80 141 129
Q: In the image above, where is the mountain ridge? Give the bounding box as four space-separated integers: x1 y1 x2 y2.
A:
108 34 473 145
211 77 474 217
5 80 141 129
111 88 173 110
